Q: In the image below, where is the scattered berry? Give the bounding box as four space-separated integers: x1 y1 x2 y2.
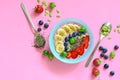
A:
102 48 108 53
100 53 104 57
114 45 119 50
110 71 115 76
93 58 101 67
104 55 109 59
43 50 49 56
39 20 44 25
99 46 104 51
49 2 56 9
48 53 54 60
35 5 44 13
104 64 109 69
44 23 49 28
37 28 41 32
92 67 100 77
110 51 115 58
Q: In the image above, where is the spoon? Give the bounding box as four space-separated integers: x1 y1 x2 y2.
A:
85 22 112 67
21 3 46 48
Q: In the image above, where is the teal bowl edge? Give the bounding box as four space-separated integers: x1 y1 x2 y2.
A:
49 18 94 64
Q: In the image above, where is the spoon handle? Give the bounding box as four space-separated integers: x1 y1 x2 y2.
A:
85 39 101 67
21 3 36 33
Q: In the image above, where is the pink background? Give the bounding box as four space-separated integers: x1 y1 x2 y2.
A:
0 0 120 80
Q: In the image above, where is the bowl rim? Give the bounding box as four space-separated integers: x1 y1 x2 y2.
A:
49 18 94 64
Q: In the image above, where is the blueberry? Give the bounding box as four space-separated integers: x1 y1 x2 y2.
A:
37 28 41 32
104 64 109 69
44 23 49 28
65 37 69 42
114 45 119 50
110 71 115 76
68 34 72 38
81 32 86 34
103 48 108 53
39 20 44 25
100 53 104 57
76 32 80 36
64 45 68 51
72 32 76 37
104 55 108 59
64 42 68 47
99 46 104 50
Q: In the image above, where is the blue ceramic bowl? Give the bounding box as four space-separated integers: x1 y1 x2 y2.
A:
49 18 94 64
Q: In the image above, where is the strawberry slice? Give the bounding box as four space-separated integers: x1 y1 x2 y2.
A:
82 41 89 49
66 52 72 59
76 46 84 55
82 36 89 49
83 36 90 42
71 50 78 59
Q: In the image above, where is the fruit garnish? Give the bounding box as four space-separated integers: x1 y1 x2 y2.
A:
49 2 56 9
75 45 84 55
110 51 115 58
71 50 78 59
56 44 64 53
93 58 101 67
66 52 72 59
92 67 100 77
35 5 44 13
79 26 86 32
104 64 109 69
43 50 49 56
48 54 54 60
69 37 75 44
60 51 67 58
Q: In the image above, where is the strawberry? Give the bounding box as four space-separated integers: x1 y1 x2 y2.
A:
66 52 72 59
83 36 89 42
75 46 84 55
35 5 44 13
93 58 101 67
82 36 89 49
82 41 89 49
92 67 100 77
71 50 78 59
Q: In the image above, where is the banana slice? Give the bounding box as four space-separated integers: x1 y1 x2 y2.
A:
55 41 63 46
56 44 64 53
62 25 72 34
68 23 77 32
57 28 67 38
54 34 63 41
74 24 80 31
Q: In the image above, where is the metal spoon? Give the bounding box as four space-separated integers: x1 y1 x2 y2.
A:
21 3 46 48
85 22 112 67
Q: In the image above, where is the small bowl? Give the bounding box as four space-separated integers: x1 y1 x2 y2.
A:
49 18 94 64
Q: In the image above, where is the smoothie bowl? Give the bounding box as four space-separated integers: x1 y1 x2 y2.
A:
49 18 94 64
